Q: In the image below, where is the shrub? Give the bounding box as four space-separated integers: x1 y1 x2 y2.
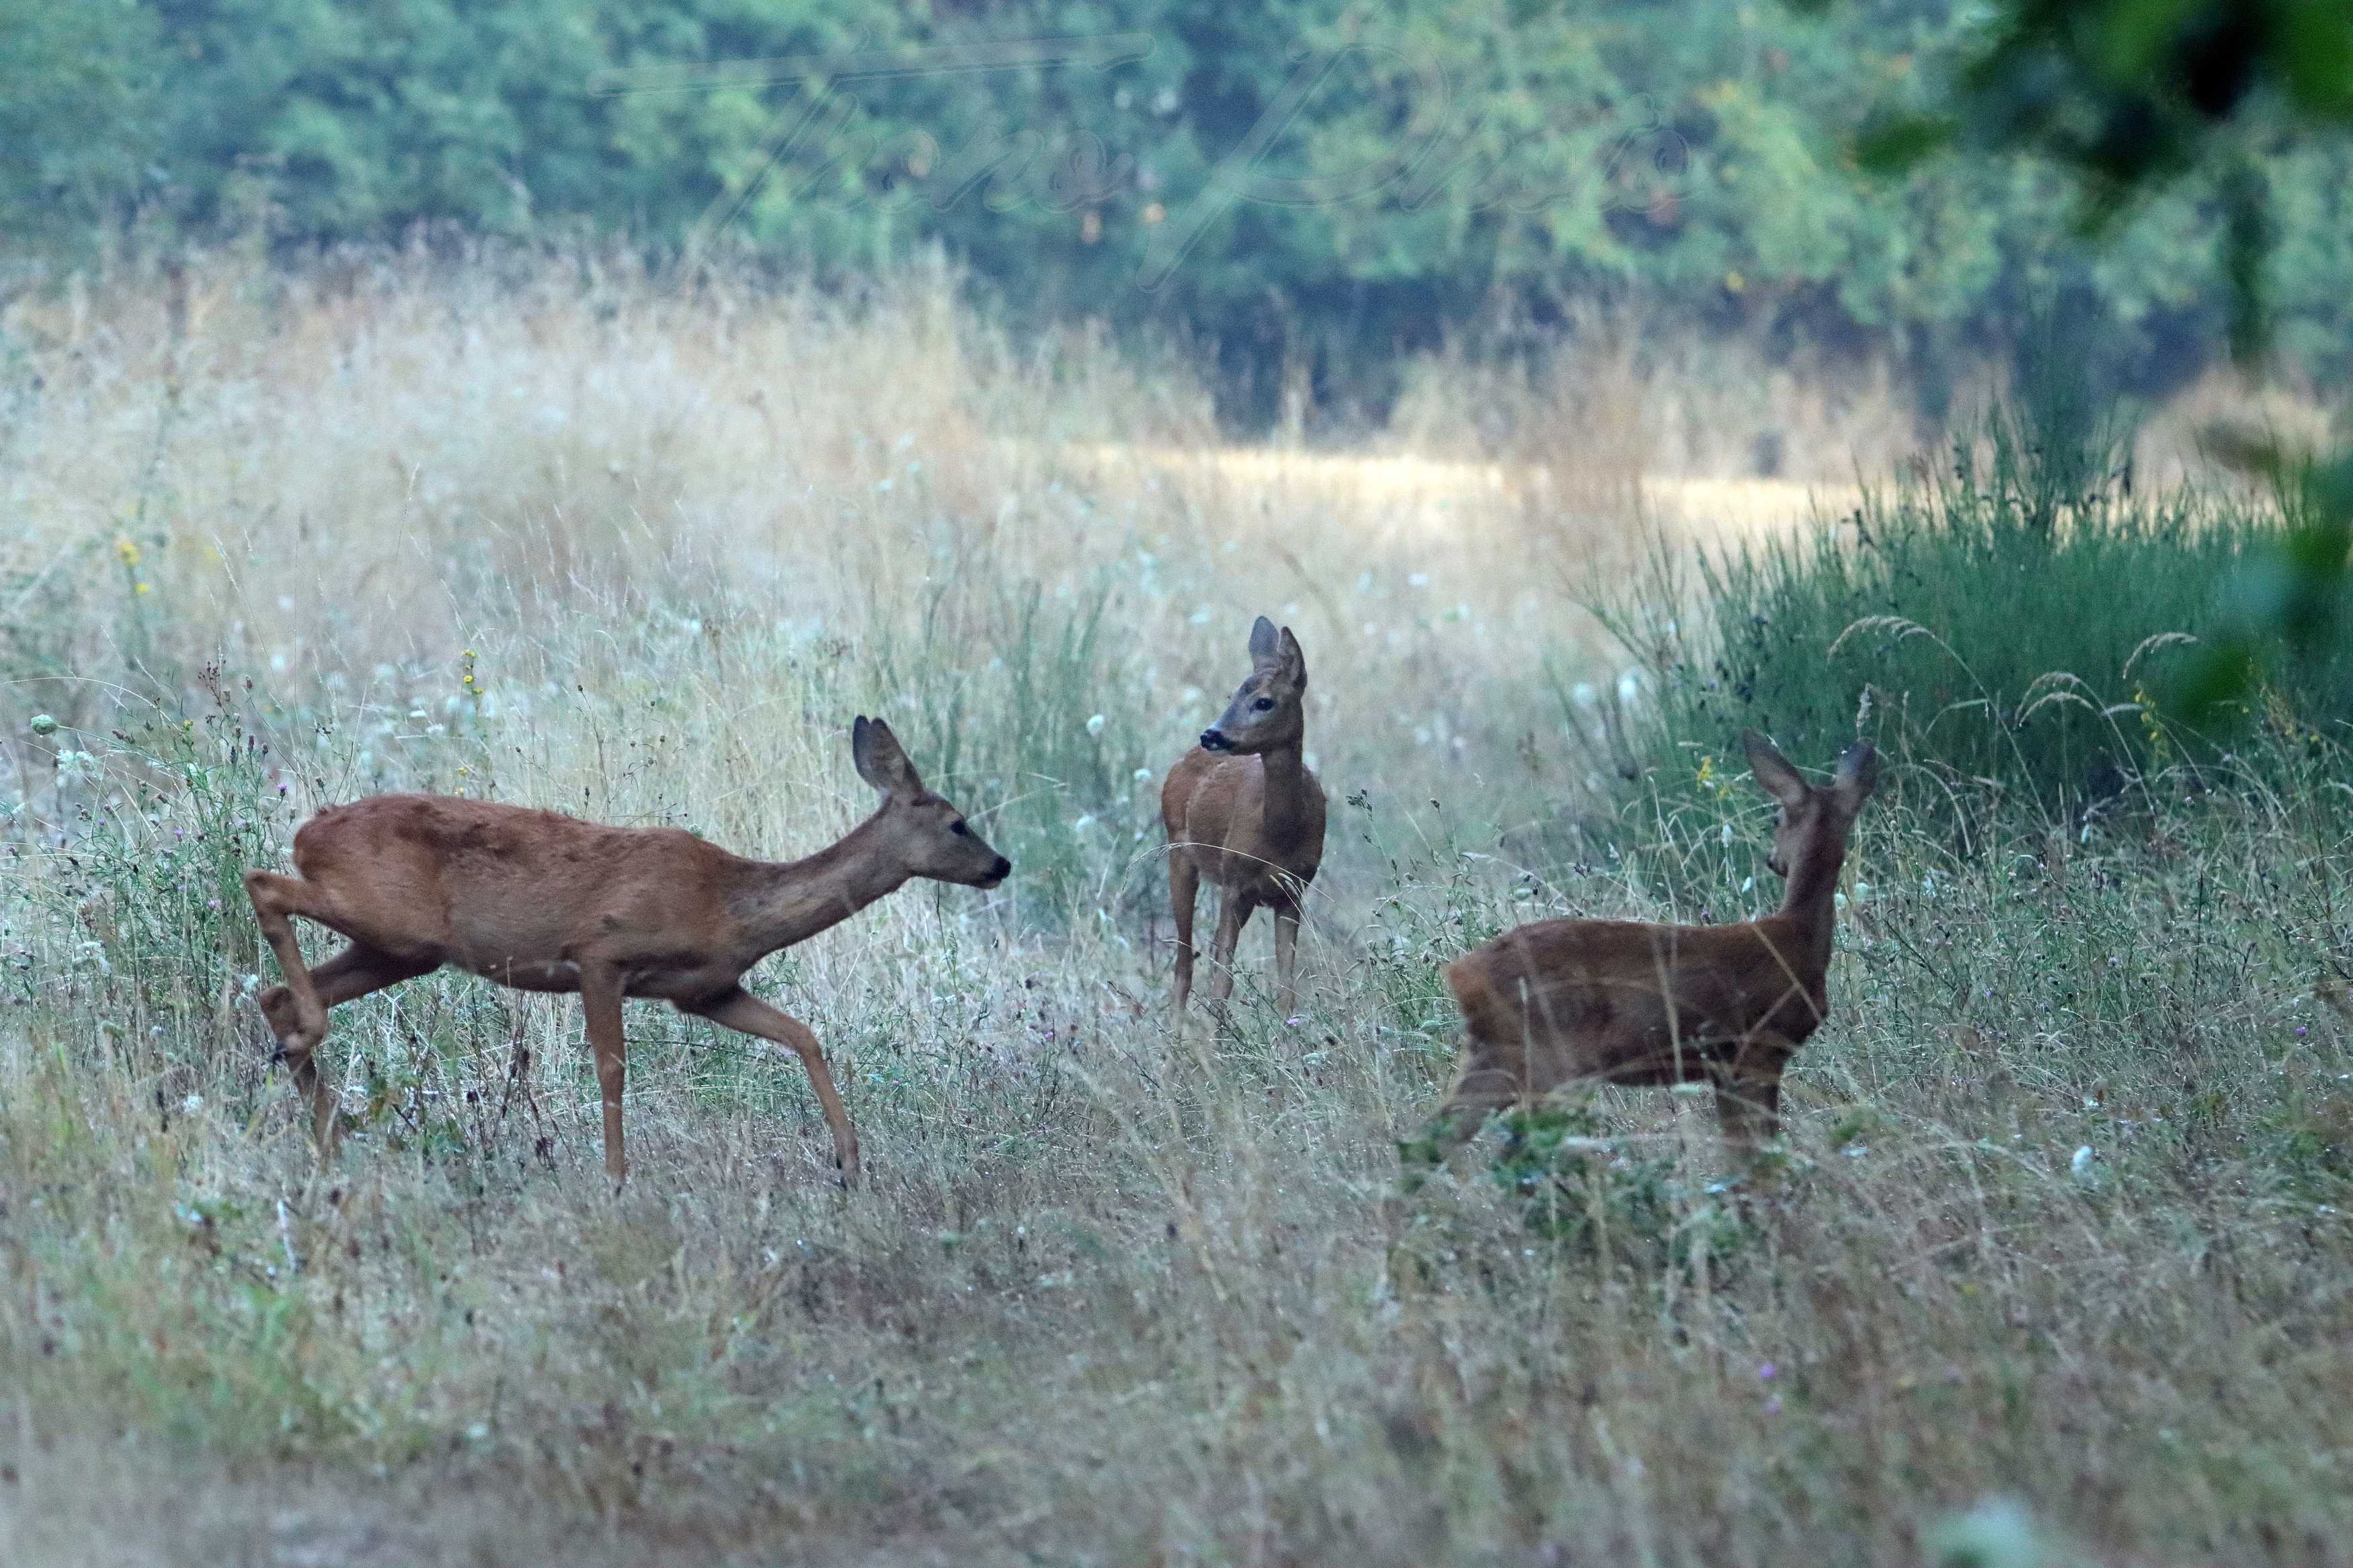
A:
1595 417 2353 819
1486 1102 1755 1280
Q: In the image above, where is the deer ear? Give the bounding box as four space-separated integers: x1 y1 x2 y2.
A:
1743 729 1810 808
852 716 924 798
1833 742 1881 810
1248 615 1280 665
1277 626 1307 688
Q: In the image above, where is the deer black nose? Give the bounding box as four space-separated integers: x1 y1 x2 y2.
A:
990 856 1011 880
1200 729 1232 751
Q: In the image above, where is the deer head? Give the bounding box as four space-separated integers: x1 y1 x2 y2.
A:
1743 728 1880 882
852 716 1011 889
1200 616 1308 756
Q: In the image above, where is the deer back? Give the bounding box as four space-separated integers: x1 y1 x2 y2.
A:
290 794 750 968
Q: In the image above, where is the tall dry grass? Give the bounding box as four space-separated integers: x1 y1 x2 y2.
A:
1384 302 1915 550
1 247 2350 1566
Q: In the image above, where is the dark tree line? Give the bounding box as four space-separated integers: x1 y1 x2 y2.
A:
5 0 2348 423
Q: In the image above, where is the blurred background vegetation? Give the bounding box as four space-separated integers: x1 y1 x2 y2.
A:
5 0 2348 429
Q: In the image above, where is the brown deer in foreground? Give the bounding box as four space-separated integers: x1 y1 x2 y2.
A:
244 717 1007 1187
1161 616 1328 1018
1403 730 1880 1182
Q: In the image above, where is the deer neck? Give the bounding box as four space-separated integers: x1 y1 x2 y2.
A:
1772 829 1847 968
736 813 911 958
1257 736 1313 848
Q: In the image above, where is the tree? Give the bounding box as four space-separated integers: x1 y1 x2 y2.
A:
1829 0 2353 723
0 0 163 237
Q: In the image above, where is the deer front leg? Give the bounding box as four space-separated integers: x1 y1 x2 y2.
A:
684 987 861 1188
1271 897 1302 1020
579 964 630 1186
1205 889 1257 1007
1397 1061 1520 1197
245 870 330 1049
246 873 397 1153
255 942 437 1149
1712 1039 1794 1159
1169 853 1201 1015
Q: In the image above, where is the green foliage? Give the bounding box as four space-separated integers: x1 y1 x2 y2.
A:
2260 1085 2353 1205
1846 0 2353 372
1601 397 2353 815
0 0 164 234
866 576 1160 915
1853 1 2353 190
48 669 296 1030
1486 1102 1754 1277
8 1 2350 412
1829 0 2353 735
1359 819 1513 1046
2173 444 2353 729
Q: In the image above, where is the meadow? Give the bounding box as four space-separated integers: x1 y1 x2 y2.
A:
2 249 2350 1567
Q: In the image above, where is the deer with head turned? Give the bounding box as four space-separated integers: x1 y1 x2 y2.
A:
243 716 1007 1187
1160 616 1328 1017
1403 729 1880 1182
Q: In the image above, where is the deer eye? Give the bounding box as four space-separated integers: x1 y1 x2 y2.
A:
950 820 969 837
1252 697 1275 712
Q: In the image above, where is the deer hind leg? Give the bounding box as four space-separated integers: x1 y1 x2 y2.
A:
579 964 630 1187
684 987 861 1188
1204 889 1258 1008
1169 853 1201 1015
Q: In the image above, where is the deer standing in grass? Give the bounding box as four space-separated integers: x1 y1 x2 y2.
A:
244 717 1008 1187
1404 730 1880 1180
1162 616 1328 1017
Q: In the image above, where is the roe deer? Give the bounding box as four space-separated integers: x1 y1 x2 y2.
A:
1161 616 1327 1016
243 716 1007 1187
1404 729 1880 1180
